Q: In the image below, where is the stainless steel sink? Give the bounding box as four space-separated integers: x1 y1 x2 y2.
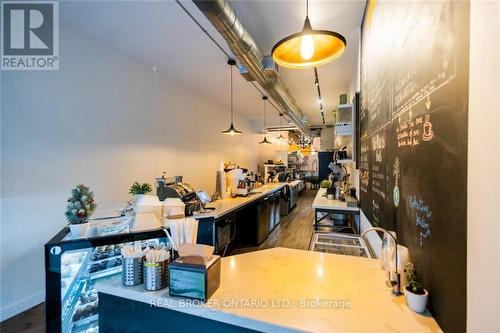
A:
309 233 372 258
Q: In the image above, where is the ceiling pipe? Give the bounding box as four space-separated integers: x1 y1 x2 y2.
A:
267 125 324 132
192 0 313 138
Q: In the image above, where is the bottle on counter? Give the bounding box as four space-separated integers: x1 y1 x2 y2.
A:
381 231 397 273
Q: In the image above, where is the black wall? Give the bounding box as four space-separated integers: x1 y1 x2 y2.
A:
318 151 334 181
359 1 469 332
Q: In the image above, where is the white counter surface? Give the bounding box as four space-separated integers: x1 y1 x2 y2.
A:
192 182 286 219
97 248 441 333
288 180 303 187
312 188 359 211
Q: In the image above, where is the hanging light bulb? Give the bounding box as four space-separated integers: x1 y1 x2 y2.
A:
222 59 243 135
259 96 272 145
300 34 314 60
272 0 346 69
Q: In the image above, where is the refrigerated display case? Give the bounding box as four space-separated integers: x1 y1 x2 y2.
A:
309 233 373 258
45 217 167 333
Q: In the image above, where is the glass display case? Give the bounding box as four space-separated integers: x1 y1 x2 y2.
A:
45 217 167 333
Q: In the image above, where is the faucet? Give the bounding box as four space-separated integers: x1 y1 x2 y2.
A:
361 227 403 296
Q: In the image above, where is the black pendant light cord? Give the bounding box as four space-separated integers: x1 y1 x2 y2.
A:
230 63 234 123
250 81 285 121
176 0 286 121
264 98 267 130
263 96 268 132
175 0 232 59
306 0 309 18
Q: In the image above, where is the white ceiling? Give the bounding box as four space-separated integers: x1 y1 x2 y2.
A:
60 0 365 127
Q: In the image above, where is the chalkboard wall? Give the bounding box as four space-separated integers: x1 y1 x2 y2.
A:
360 1 469 332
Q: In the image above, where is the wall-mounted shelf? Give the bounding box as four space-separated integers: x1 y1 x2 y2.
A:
334 103 356 164
337 103 353 111
335 122 353 136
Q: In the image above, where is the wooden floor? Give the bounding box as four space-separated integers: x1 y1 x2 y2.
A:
232 188 315 254
0 189 316 333
0 302 45 333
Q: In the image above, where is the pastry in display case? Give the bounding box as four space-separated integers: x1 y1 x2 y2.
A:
61 242 160 333
45 219 167 333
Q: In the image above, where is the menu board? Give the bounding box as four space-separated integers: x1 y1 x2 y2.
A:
360 1 469 332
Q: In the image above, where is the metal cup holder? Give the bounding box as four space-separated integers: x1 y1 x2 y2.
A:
122 256 144 286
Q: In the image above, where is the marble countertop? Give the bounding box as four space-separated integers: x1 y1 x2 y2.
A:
97 248 441 333
312 188 359 211
192 182 286 219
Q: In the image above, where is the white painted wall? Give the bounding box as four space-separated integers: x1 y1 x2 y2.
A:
359 210 382 258
348 26 361 102
467 1 500 332
256 132 290 174
0 22 260 320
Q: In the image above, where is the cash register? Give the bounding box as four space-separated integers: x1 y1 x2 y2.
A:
156 174 201 216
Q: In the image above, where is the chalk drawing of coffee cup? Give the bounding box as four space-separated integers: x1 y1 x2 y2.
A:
422 115 434 142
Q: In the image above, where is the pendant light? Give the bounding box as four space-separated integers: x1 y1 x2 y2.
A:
222 59 243 135
271 0 346 69
259 96 272 145
277 113 287 141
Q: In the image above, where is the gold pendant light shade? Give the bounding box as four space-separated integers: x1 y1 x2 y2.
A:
272 4 346 70
272 30 346 69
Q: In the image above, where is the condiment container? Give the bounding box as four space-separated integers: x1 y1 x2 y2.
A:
144 260 168 291
122 256 144 286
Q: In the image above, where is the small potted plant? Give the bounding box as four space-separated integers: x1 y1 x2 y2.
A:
65 184 96 238
129 182 156 212
404 263 429 313
128 182 161 231
129 182 153 200
320 180 331 188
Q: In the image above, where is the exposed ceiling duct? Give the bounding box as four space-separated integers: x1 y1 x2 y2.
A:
192 0 313 138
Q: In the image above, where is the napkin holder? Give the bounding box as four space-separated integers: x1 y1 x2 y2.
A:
168 255 220 301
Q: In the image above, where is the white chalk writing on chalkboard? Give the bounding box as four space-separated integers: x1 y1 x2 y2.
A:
396 114 434 149
422 115 434 141
408 195 432 246
391 1 457 120
361 170 369 192
393 70 456 120
360 139 370 193
372 132 385 162
372 199 380 226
